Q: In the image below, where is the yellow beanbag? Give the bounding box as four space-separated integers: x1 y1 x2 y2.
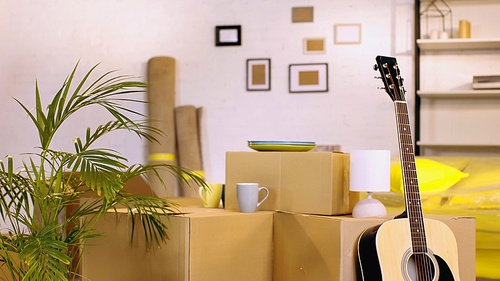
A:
390 159 469 193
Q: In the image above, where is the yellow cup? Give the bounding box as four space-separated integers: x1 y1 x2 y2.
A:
199 183 223 208
459 20 471 38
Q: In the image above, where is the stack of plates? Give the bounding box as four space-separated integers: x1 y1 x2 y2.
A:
248 141 316 152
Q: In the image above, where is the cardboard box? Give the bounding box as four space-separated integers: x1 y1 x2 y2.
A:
274 212 476 281
163 196 205 207
81 209 274 281
226 151 358 215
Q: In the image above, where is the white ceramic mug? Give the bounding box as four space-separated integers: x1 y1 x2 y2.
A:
236 183 269 213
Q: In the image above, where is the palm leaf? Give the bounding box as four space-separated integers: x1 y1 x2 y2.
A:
16 223 70 281
15 63 147 153
113 196 178 250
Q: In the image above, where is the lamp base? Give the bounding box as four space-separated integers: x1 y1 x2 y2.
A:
352 193 387 218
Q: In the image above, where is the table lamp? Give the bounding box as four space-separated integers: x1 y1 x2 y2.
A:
349 150 391 218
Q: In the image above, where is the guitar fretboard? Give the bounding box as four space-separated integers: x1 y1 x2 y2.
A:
395 101 428 254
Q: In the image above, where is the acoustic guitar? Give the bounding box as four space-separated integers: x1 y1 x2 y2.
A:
356 56 461 281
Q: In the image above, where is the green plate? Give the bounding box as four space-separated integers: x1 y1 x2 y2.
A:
248 141 316 152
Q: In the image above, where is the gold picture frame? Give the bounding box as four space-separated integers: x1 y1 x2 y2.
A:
292 7 314 23
334 24 362 44
303 38 326 54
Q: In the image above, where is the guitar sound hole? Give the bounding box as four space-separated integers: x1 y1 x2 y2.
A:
405 253 438 281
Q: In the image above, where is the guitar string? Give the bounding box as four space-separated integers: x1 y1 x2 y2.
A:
392 78 427 251
390 63 433 280
401 102 433 281
396 102 424 281
397 102 431 281
399 103 432 281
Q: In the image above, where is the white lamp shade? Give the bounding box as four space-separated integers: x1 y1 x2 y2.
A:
349 150 390 192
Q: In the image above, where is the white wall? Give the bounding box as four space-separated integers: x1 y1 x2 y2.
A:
0 0 414 186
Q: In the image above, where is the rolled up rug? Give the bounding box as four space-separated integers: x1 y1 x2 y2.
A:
147 56 177 197
175 105 204 197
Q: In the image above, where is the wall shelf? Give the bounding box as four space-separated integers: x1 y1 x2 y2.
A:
417 90 500 98
417 142 500 147
417 38 500 51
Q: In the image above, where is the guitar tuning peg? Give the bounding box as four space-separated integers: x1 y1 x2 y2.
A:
377 87 385 90
373 64 379 71
374 76 382 79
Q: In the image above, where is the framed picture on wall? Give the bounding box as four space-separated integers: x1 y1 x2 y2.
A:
289 63 328 93
303 38 326 54
292 7 314 23
215 25 242 46
334 24 362 44
247 59 271 91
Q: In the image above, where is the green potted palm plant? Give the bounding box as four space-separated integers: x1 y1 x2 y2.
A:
0 62 206 280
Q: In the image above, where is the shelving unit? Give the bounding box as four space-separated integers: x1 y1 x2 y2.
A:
415 0 500 157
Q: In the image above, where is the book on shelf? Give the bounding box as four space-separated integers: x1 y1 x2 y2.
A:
473 75 500 89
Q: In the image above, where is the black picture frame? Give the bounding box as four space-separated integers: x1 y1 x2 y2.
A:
215 25 242 46
246 58 271 91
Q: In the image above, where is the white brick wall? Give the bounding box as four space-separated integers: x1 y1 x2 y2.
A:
0 0 414 184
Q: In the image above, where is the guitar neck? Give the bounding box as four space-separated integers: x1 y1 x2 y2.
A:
394 101 428 254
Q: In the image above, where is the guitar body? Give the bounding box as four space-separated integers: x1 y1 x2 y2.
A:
357 218 460 281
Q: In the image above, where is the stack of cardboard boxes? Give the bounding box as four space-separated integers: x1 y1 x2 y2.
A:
81 151 476 281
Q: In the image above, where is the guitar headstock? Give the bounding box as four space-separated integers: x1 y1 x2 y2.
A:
374 55 406 102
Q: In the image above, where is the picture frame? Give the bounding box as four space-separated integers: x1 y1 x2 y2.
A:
247 59 271 91
303 38 326 54
215 25 242 46
334 24 362 44
289 63 328 93
292 7 314 23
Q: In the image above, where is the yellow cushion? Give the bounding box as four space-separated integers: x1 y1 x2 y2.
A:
390 159 469 193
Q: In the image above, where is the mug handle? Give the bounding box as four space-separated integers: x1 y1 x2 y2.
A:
199 186 207 205
257 187 269 207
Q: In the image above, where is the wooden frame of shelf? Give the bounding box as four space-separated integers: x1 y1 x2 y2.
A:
417 38 500 51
